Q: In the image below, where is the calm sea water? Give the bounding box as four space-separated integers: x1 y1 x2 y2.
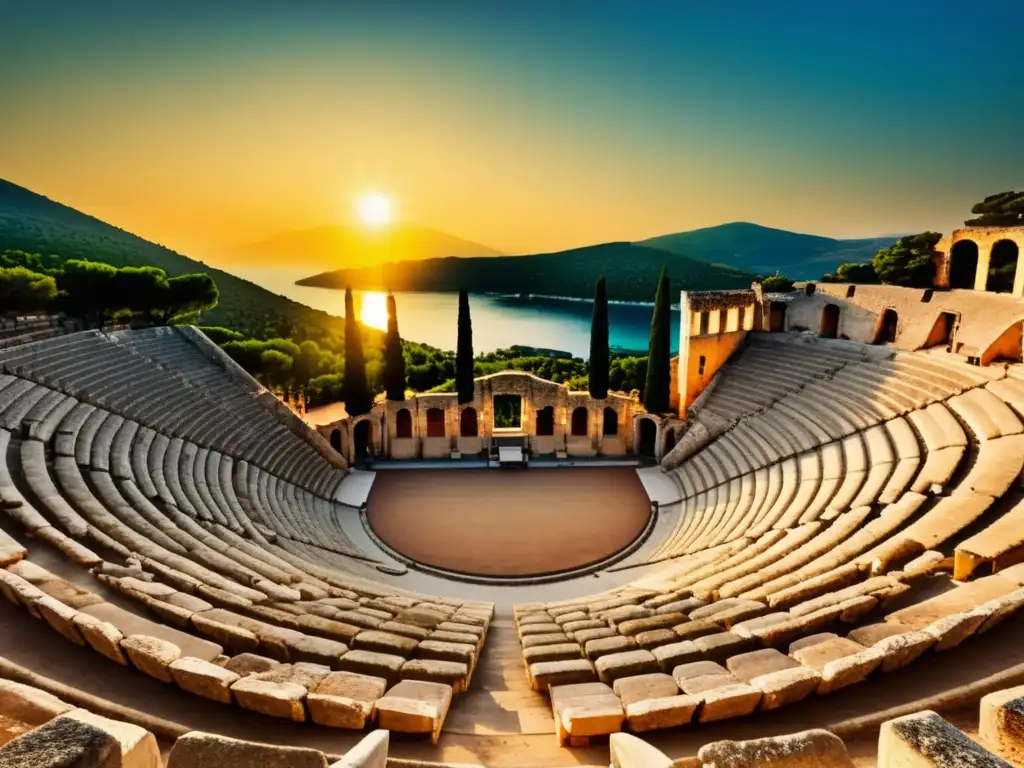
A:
230 266 680 358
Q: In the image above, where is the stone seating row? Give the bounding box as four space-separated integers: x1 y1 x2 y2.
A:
0 329 341 497
517 566 1024 744
0 556 489 740
0 676 409 767
610 681 1024 767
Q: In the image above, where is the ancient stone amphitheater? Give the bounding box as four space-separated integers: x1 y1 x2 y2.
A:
2 275 1024 767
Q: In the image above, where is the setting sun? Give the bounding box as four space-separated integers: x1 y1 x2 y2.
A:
358 291 389 330
356 193 392 227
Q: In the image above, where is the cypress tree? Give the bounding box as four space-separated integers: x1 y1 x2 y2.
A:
643 267 672 414
383 292 406 401
343 286 372 415
589 275 609 399
455 288 475 404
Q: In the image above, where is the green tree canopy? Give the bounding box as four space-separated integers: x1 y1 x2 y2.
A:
383 292 407 401
342 287 372 415
643 266 672 414
965 191 1024 227
821 262 879 284
760 273 795 293
456 289 474 404
259 349 293 389
871 232 941 287
163 273 219 323
0 266 57 314
588 275 609 399
198 326 245 345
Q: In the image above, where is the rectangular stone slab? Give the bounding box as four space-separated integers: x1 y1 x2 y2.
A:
82 602 222 661
530 659 597 692
550 682 624 746
878 710 1011 767
624 694 699 733
375 680 452 744
594 650 660 685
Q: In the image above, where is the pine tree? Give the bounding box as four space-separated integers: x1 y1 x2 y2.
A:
456 289 475 404
589 275 609 399
383 292 406 401
643 267 672 414
343 286 372 415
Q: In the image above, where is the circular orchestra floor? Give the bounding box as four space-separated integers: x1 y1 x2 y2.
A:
365 467 652 577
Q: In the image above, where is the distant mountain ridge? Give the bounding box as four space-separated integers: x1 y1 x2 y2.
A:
638 222 898 279
221 223 502 271
297 241 757 302
298 222 899 301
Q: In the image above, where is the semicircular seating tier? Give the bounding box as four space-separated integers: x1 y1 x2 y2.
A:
513 336 1024 744
0 327 493 744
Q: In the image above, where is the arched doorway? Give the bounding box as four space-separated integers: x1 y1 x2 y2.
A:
460 407 478 437
664 427 679 455
354 420 371 462
571 407 588 437
949 240 979 289
395 408 412 438
769 301 787 332
638 419 657 458
536 406 554 436
602 407 618 436
426 408 445 438
818 304 840 339
924 311 958 350
874 309 899 345
329 429 341 454
987 240 1020 293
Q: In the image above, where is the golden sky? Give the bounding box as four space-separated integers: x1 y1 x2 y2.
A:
2 3 1021 263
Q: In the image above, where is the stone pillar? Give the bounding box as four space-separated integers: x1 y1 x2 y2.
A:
974 244 992 291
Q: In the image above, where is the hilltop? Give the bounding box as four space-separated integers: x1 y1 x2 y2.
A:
219 223 502 271
297 241 756 302
638 222 898 279
0 178 361 341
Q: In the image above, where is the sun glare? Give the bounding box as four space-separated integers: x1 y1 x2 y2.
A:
359 291 389 331
356 193 392 227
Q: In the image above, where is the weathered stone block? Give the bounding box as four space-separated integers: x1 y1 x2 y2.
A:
60 709 161 768
698 728 856 767
375 680 452 744
230 677 307 721
530 658 597 692
594 650 659 685
169 657 240 704
0 715 120 768
166 731 329 768
121 634 181 683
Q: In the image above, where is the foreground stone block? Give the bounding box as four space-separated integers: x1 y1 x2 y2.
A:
609 732 674 768
699 728 856 767
400 659 469 694
330 729 389 768
878 711 1010 767
612 673 678 707
222 652 281 677
230 677 307 721
73 613 127 665
167 731 329 768
697 682 762 722
375 680 452 744
121 634 182 683
307 671 388 729
60 709 161 768
624 694 698 732
523 643 581 666
980 685 1024 766
169 657 240 704
0 715 120 768
550 682 624 746
594 650 659 685
337 650 405 685
530 658 596 692
0 679 74 725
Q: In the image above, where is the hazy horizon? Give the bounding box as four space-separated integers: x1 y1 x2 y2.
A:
2 1 1022 266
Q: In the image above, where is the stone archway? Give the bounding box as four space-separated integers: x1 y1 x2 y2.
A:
987 240 1020 293
874 308 899 345
638 419 657 458
571 407 588 437
603 407 618 436
460 407 479 437
426 408 446 438
818 304 840 339
395 408 412 438
536 406 554 436
949 240 979 289
354 420 371 462
329 429 341 454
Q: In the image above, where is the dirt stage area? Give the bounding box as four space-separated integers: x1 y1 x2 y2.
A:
365 468 651 577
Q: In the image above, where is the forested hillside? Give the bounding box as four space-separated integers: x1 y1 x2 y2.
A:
0 178 350 342
298 241 756 301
